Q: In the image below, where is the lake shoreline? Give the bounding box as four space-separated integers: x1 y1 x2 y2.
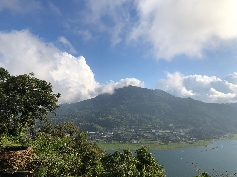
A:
97 140 213 150
97 134 237 150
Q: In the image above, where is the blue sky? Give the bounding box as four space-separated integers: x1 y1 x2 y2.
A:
1 0 237 103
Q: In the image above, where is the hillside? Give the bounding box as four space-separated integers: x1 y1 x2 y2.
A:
51 86 237 141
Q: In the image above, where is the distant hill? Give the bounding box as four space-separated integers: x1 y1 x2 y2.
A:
51 86 237 139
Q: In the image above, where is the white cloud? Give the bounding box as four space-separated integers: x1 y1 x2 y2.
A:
84 0 237 60
85 0 129 25
209 88 237 103
58 36 77 54
157 72 195 97
157 72 237 103
0 30 59 79
0 30 144 103
130 0 237 60
223 72 237 84
49 53 99 103
0 0 41 14
75 30 92 41
84 0 131 45
94 78 144 96
48 2 61 16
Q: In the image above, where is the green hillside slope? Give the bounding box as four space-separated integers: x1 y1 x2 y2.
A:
51 86 237 140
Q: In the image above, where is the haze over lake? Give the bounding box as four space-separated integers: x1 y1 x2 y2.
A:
152 140 237 177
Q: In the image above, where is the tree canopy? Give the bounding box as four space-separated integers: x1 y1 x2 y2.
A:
0 67 60 136
0 68 226 177
53 85 237 140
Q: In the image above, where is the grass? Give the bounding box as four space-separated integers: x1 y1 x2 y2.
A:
219 134 237 140
98 134 237 150
97 140 212 150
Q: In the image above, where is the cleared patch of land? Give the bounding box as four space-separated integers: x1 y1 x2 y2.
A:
219 134 237 140
97 134 237 150
97 140 212 150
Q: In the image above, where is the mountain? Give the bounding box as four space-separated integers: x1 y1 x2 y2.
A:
50 86 237 140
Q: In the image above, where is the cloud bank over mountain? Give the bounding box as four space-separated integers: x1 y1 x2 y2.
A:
1 0 237 104
0 30 236 104
0 30 144 103
157 72 237 103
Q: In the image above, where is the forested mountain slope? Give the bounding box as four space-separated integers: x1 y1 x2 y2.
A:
51 86 237 139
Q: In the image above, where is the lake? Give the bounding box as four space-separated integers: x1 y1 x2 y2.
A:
107 140 237 176
151 140 237 177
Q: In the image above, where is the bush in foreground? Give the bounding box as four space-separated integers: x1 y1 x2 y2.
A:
0 121 165 177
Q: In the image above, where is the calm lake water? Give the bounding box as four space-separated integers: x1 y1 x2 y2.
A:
108 140 237 177
151 140 237 177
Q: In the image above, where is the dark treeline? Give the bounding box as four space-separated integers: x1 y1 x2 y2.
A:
52 86 237 140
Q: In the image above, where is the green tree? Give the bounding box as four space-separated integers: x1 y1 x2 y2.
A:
31 122 105 177
101 150 140 177
37 119 54 135
101 147 165 177
0 67 60 136
0 69 167 177
53 121 80 137
135 146 165 177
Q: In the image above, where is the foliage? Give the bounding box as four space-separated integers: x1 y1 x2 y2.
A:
1 68 231 177
101 150 140 177
135 147 165 176
0 121 104 176
101 147 165 177
31 132 83 176
97 140 212 151
52 86 237 140
0 67 60 136
0 122 166 177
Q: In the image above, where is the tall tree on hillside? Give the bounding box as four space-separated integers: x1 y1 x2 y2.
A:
0 67 60 136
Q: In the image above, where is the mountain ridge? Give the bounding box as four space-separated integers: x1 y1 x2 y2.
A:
51 86 237 140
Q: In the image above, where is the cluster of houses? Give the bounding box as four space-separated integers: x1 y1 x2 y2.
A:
86 127 197 144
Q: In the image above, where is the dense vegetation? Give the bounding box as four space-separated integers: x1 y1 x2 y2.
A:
0 67 165 176
1 121 166 176
52 86 237 140
0 67 234 176
0 67 60 136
